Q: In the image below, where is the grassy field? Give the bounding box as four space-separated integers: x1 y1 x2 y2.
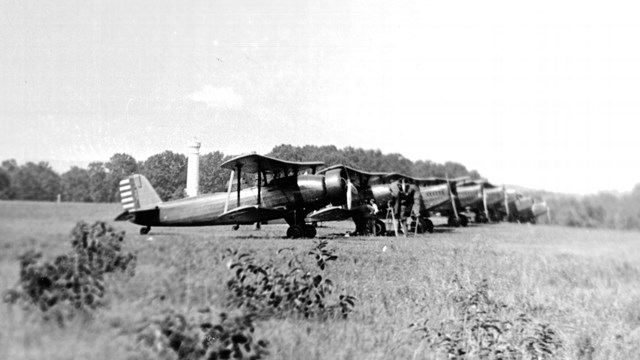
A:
1 200 640 359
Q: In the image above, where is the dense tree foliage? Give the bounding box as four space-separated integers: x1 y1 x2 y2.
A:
105 153 138 202
538 188 640 231
199 151 232 194
140 151 188 201
60 167 92 202
10 162 61 201
87 162 111 203
267 144 480 179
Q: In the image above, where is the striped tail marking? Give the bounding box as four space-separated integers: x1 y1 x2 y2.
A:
119 178 137 210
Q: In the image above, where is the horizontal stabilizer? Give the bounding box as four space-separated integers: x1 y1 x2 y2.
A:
114 210 134 222
114 207 159 223
217 205 287 224
306 206 353 222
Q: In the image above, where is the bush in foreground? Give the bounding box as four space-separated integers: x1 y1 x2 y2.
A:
3 221 137 323
135 310 269 360
225 240 357 320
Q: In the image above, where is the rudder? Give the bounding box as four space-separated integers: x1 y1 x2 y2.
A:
119 174 162 211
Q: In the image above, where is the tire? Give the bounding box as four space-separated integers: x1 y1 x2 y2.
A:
374 219 386 236
460 215 469 227
424 218 434 233
140 227 150 235
287 225 305 239
303 224 317 238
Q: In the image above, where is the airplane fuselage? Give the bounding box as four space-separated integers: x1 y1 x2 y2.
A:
129 174 339 227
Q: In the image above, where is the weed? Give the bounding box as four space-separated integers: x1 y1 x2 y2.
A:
409 279 563 359
225 240 357 319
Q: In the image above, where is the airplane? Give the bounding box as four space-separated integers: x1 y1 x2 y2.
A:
305 164 394 236
455 179 505 223
114 154 350 238
497 190 550 224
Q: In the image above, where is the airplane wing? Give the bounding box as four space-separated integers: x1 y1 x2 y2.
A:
220 153 324 175
317 164 388 187
217 205 288 224
306 206 353 222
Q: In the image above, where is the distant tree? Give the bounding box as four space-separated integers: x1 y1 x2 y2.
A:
2 159 18 173
60 166 92 202
105 153 138 202
1 159 18 199
199 151 232 194
11 162 61 201
87 162 110 203
0 167 11 199
141 151 187 201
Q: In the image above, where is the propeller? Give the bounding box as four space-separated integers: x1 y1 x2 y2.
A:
343 172 358 211
446 174 460 222
482 188 491 223
346 180 355 210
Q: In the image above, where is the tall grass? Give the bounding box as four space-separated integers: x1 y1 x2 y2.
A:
1 200 640 359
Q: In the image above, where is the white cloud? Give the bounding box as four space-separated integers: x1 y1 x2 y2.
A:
188 85 244 110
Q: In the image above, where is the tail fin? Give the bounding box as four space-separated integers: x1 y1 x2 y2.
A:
119 174 162 211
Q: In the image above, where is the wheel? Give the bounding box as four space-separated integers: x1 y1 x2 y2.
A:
140 226 150 235
529 217 537 225
447 216 459 227
374 219 386 236
232 224 240 231
424 218 434 233
302 224 317 238
460 215 469 227
286 225 305 239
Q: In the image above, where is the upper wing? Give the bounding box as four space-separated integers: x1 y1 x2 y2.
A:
217 205 288 224
306 205 353 222
220 154 324 174
317 164 388 187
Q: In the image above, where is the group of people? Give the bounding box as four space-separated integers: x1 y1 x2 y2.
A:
354 181 423 236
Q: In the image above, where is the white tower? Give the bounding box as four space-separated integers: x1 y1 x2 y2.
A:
186 139 201 197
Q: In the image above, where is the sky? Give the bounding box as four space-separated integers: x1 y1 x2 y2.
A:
1 0 640 194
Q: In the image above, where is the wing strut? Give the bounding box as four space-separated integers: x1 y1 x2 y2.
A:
224 170 235 213
236 164 242 207
257 168 262 206
503 185 510 219
446 174 460 222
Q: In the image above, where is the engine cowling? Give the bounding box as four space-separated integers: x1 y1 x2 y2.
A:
323 168 348 206
297 174 330 207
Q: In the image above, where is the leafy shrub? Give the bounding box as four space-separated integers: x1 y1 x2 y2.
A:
225 240 356 320
3 221 136 321
135 310 269 360
409 279 563 359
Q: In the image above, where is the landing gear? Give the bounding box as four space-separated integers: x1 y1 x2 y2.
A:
409 217 434 234
232 224 240 231
140 226 151 235
286 224 317 239
459 214 469 227
424 218 434 233
374 219 386 236
303 224 317 238
286 225 305 239
475 213 488 224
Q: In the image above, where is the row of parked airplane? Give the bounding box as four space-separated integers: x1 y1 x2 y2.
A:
115 153 549 238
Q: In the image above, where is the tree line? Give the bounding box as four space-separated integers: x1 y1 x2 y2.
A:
530 187 640 231
0 144 480 203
